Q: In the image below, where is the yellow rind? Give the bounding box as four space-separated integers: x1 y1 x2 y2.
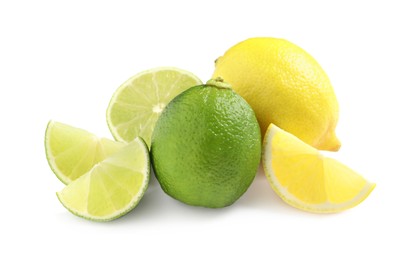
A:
213 37 341 152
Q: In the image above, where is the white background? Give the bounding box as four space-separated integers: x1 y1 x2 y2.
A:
1 0 398 259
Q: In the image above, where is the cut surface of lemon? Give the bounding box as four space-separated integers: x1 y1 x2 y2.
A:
106 67 202 147
262 124 375 213
57 137 150 221
45 121 125 185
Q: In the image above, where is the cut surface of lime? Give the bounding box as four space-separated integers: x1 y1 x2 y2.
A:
57 137 150 221
45 121 125 185
262 124 375 213
106 67 202 147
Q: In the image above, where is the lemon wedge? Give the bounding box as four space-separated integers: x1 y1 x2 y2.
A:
262 124 375 213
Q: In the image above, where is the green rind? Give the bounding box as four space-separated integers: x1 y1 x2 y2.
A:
151 84 262 208
57 137 151 222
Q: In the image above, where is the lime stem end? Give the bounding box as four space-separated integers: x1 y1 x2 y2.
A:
206 77 232 89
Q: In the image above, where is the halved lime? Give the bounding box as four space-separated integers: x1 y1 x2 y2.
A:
106 67 202 147
57 137 150 221
45 121 126 185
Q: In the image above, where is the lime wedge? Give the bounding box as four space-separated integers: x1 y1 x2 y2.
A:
106 67 202 147
57 137 150 221
45 121 126 185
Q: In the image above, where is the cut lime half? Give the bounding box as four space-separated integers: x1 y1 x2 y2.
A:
45 121 125 185
106 67 202 147
57 137 150 221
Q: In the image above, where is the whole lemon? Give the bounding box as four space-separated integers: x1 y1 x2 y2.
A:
151 79 261 208
213 37 340 151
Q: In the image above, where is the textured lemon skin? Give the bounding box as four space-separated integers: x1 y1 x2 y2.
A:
213 37 340 151
151 84 261 208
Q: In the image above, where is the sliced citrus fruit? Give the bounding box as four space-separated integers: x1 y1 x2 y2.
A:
45 121 126 185
106 67 202 147
262 124 375 213
57 137 150 221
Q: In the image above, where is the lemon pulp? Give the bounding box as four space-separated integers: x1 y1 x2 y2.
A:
263 124 375 213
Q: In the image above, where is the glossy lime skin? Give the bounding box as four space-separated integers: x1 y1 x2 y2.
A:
151 84 261 208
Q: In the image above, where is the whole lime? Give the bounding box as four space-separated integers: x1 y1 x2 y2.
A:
151 78 261 208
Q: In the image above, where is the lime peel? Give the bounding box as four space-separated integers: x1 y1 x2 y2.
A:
151 82 261 208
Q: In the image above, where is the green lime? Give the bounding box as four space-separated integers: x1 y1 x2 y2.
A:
45 121 125 185
151 78 262 208
106 67 202 147
57 137 150 221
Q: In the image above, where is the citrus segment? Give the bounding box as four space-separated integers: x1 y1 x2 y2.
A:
106 67 202 147
57 137 150 221
263 124 375 213
45 121 125 184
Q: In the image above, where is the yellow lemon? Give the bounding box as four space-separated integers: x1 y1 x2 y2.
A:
213 37 340 151
263 124 375 213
